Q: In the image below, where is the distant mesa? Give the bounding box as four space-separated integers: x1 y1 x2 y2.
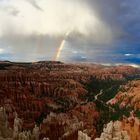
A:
36 61 63 64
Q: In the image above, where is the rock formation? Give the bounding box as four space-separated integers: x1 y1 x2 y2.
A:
78 131 91 140
108 80 140 110
32 124 40 140
0 61 139 139
13 112 23 140
0 106 12 138
95 121 130 140
40 102 99 140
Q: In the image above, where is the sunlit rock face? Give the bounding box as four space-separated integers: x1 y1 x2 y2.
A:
40 102 99 140
95 121 130 140
96 111 140 140
0 103 98 140
121 112 140 140
107 80 140 109
0 108 49 140
78 131 91 140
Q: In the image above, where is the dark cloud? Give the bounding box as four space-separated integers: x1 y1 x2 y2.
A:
0 0 140 64
27 0 43 11
87 0 140 41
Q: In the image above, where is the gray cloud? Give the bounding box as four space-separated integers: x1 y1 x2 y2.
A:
0 34 61 61
0 0 140 63
0 2 20 17
10 10 19 16
87 0 140 40
27 0 43 11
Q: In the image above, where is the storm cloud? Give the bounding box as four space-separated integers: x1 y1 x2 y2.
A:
0 0 139 63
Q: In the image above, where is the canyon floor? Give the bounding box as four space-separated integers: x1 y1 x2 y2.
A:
0 61 140 140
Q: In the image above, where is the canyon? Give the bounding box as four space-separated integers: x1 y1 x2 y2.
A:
0 61 140 140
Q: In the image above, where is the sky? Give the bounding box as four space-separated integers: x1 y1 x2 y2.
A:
0 0 140 64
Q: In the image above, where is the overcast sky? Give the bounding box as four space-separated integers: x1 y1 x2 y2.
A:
0 0 140 64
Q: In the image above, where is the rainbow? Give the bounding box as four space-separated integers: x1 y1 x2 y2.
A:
55 31 71 61
55 39 66 60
